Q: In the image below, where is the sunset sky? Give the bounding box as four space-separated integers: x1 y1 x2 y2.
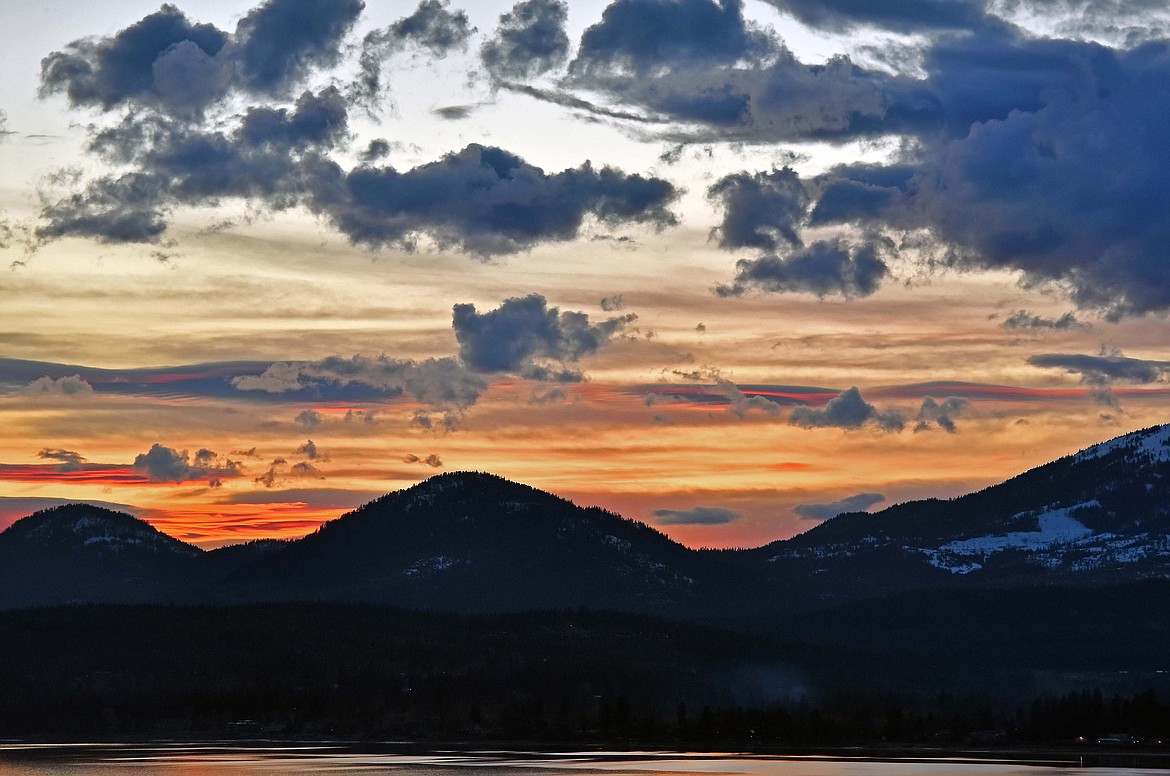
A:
2 0 1170 548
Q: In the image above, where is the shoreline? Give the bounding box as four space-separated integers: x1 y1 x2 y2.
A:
2 740 1169 770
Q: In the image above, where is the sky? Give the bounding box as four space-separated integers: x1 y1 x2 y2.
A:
2 0 1170 549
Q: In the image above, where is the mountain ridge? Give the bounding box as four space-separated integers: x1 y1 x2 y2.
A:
2 423 1169 613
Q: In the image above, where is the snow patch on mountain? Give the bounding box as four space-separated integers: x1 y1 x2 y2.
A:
919 503 1099 574
402 554 461 577
943 504 1097 554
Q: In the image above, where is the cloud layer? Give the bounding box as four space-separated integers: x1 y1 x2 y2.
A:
653 506 742 525
794 492 886 521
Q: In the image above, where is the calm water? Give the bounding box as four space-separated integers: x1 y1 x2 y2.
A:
0 746 1160 776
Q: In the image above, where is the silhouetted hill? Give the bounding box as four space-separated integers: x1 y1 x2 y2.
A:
724 423 1170 609
219 471 761 617
0 504 199 608
2 424 1170 615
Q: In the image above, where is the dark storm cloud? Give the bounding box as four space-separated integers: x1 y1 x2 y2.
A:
765 0 990 33
132 443 243 484
42 118 677 253
360 139 392 161
38 86 348 244
573 0 775 74
388 0 474 54
235 0 364 95
708 167 808 252
1001 310 1088 332
480 0 570 80
37 1 675 257
914 396 968 433
520 0 1170 316
354 0 473 107
1027 353 1170 383
716 239 888 299
324 144 678 256
789 387 904 432
39 0 362 114
453 293 636 380
794 492 885 521
653 506 742 525
789 34 1170 317
39 4 231 114
564 7 937 144
238 87 350 149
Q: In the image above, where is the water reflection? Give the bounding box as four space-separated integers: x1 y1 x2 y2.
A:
0 746 1147 776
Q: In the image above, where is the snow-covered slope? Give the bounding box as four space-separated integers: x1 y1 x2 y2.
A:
739 423 1170 605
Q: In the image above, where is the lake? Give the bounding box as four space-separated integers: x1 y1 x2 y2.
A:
0 746 1163 776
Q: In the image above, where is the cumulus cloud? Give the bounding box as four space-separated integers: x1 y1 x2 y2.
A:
712 379 781 418
481 0 570 80
296 409 324 428
766 0 989 33
1001 310 1089 332
39 0 361 115
716 239 889 299
235 0 364 96
235 355 486 409
789 387 904 432
653 506 742 525
38 86 349 244
387 0 474 54
794 492 885 521
564 8 931 144
704 166 891 299
296 439 323 460
37 448 87 472
573 0 775 74
290 461 324 478
132 443 243 484
708 167 808 252
353 0 474 107
324 144 678 256
794 32 1170 318
501 0 1170 317
914 395 969 433
35 3 677 257
23 374 93 397
453 293 636 380
410 409 461 432
232 295 629 426
404 453 444 467
38 5 231 115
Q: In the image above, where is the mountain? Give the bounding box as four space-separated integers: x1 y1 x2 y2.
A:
731 423 1170 608
218 471 760 618
0 504 201 608
1 424 1169 614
